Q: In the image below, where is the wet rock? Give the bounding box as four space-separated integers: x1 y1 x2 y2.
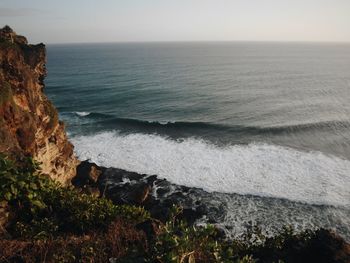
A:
180 208 204 226
98 168 154 205
73 161 104 186
156 187 168 197
72 160 105 196
129 184 151 204
97 167 223 225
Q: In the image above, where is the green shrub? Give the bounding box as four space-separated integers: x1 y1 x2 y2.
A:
148 206 255 263
0 154 150 238
0 155 50 221
41 185 119 233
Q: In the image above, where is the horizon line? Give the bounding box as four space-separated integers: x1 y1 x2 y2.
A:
44 39 350 46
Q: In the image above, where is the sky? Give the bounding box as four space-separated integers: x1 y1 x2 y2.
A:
0 0 349 44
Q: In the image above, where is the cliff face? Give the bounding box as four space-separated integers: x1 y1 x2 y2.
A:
0 26 78 184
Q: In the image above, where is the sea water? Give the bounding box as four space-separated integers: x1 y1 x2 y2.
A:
45 42 350 239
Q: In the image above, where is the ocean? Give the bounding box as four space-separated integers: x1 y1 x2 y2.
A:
45 42 350 239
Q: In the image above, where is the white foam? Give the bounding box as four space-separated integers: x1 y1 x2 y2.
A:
71 132 350 207
75 111 91 117
147 120 176 125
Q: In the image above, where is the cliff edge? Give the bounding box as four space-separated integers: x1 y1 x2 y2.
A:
0 26 78 184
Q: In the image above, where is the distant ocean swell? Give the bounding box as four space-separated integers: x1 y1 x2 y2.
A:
71 131 350 208
66 111 350 136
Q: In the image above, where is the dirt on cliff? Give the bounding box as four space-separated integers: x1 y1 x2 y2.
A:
0 25 78 184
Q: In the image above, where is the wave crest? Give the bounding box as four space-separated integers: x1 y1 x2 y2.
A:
75 111 91 117
67 112 350 136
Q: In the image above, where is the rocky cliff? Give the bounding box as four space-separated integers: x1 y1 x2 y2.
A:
0 26 78 184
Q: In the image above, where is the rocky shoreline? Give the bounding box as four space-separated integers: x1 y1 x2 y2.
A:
74 161 228 226
73 160 350 241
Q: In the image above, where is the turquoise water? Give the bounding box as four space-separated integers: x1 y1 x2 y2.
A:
45 42 350 239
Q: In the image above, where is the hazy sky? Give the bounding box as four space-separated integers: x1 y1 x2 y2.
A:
0 0 349 44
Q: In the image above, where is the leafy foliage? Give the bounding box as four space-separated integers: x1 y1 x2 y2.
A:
0 156 48 220
0 155 150 238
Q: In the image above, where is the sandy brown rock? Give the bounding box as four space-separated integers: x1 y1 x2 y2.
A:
0 26 78 185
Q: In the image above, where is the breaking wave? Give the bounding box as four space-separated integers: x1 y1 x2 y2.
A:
71 131 350 207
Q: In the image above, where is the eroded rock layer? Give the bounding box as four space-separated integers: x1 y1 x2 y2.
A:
0 26 78 184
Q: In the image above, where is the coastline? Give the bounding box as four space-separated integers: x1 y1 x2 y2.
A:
1 25 350 262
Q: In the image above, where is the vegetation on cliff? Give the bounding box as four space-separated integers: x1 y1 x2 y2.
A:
0 155 349 263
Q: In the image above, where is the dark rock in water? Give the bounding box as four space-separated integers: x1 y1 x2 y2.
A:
74 162 216 225
72 160 105 196
97 166 228 225
97 168 152 205
73 161 104 185
180 208 203 226
130 184 151 204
